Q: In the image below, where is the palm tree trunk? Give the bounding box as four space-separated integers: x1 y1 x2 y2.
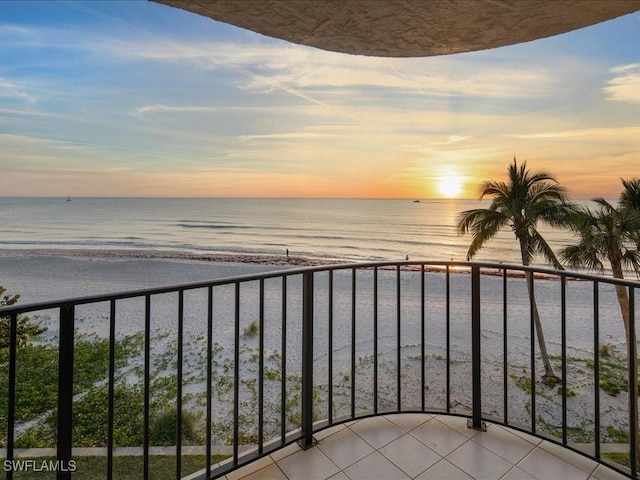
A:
519 241 557 381
525 271 557 381
611 265 639 471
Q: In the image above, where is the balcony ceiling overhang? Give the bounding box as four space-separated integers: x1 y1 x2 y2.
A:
152 0 640 57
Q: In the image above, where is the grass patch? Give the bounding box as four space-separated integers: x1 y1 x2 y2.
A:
6 455 229 480
243 321 259 338
603 452 630 468
0 333 142 436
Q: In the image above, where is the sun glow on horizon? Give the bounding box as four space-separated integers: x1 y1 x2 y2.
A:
437 176 464 198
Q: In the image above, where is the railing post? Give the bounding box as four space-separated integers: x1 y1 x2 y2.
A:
299 272 316 450
628 287 637 476
469 266 486 431
57 304 75 480
7 313 18 480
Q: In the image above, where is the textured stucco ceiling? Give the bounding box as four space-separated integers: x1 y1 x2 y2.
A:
153 0 640 57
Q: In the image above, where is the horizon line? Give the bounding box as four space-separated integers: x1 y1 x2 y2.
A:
0 195 604 201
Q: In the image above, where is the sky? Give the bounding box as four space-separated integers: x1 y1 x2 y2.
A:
0 1 638 199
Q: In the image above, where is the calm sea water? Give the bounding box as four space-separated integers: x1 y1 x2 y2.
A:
0 197 577 264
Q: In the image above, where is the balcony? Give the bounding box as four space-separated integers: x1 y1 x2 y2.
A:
1 260 639 479
218 413 625 480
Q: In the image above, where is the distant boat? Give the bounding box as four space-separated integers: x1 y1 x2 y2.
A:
66 196 71 202
413 200 420 203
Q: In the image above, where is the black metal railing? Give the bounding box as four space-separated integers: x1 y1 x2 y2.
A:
1 261 639 479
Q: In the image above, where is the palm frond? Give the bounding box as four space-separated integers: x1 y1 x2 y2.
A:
621 249 640 278
531 230 563 269
620 178 640 210
560 244 605 272
479 181 509 201
560 199 640 277
592 197 617 213
457 208 509 260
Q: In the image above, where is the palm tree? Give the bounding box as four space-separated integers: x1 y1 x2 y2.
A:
560 197 640 468
561 197 640 331
458 158 576 382
620 178 640 252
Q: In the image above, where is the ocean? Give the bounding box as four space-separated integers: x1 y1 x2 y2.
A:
0 197 576 264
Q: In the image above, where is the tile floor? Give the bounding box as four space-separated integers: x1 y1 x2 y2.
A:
216 414 630 480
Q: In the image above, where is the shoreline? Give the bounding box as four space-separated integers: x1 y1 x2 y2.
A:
0 247 578 281
0 247 347 267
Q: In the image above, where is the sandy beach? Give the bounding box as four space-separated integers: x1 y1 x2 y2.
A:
0 247 574 304
0 247 632 448
0 248 340 304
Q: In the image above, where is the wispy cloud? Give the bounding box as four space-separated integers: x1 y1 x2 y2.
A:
511 126 640 139
0 133 196 159
0 78 36 104
238 132 337 141
132 104 225 117
604 63 640 104
92 35 558 100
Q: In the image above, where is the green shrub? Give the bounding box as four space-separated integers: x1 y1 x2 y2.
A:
599 343 617 358
150 405 202 446
556 386 576 397
0 286 47 348
243 321 259 338
72 383 144 447
605 425 629 443
600 379 622 396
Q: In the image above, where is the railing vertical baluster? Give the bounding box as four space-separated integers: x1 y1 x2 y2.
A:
593 281 600 460
328 270 334 424
57 303 74 480
300 272 315 449
143 295 151 480
373 267 378 415
397 265 401 411
351 268 356 418
281 276 287 443
446 265 451 413
421 264 425 412
6 313 18 480
529 273 536 434
629 286 637 477
470 266 484 430
176 291 184 479
206 286 213 479
107 300 116 480
233 283 240 464
561 276 567 445
258 279 265 454
503 269 508 425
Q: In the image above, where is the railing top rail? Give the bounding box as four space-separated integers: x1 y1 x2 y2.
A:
1 259 638 316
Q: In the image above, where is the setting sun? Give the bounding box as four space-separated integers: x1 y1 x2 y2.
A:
438 176 463 198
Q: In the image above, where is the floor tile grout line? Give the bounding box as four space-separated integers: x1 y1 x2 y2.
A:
497 461 543 480
406 428 465 455
347 421 406 452
533 440 603 477
383 414 431 433
511 444 546 479
316 443 344 480
466 428 538 466
374 433 440 480
274 462 290 480
316 431 376 472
